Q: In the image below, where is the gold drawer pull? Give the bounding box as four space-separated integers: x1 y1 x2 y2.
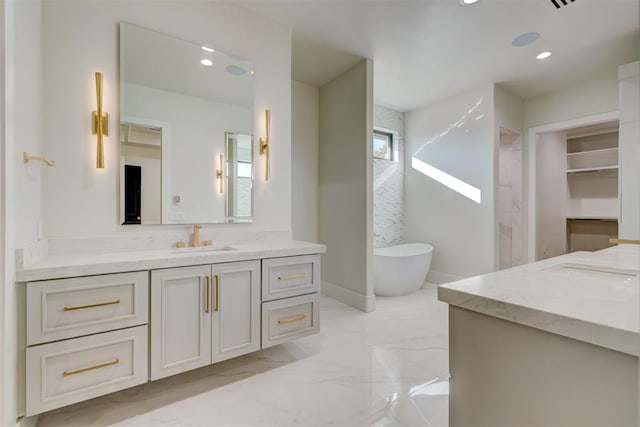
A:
609 238 640 245
63 299 120 311
278 314 307 324
214 274 220 312
205 276 210 314
277 273 306 281
62 358 120 377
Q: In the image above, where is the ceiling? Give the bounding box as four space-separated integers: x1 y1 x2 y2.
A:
237 0 639 112
121 22 254 108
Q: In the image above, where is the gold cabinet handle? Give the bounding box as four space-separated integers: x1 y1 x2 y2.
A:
609 238 640 245
63 358 119 377
214 274 220 312
63 300 120 311
278 314 307 324
205 276 210 314
277 273 306 281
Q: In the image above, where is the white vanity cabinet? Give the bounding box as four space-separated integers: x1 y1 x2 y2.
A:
150 260 260 380
24 272 149 416
150 265 212 380
261 255 321 349
19 242 325 417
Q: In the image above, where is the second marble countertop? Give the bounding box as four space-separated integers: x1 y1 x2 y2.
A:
438 245 639 356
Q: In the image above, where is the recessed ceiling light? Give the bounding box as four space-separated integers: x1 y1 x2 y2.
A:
201 46 214 53
200 59 213 66
460 0 478 4
536 51 552 60
512 32 540 47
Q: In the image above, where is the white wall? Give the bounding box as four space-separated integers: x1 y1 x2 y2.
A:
14 1 43 250
291 80 319 243
319 60 374 312
0 2 9 424
122 82 251 223
523 70 619 130
535 132 567 260
405 85 495 281
3 0 43 424
41 0 291 241
618 61 640 239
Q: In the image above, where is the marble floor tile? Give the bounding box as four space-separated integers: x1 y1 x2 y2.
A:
36 285 449 427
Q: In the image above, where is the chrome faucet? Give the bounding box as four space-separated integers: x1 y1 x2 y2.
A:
191 225 202 247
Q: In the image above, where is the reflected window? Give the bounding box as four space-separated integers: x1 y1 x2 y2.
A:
237 161 252 178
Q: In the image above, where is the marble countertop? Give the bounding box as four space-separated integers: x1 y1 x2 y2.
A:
438 245 640 356
17 240 326 282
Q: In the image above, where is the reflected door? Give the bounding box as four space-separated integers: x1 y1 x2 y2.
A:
124 165 141 225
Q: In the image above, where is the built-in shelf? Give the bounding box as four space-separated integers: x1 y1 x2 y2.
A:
566 147 618 157
566 124 619 223
566 166 619 174
566 146 618 171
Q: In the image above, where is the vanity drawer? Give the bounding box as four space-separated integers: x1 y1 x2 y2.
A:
261 293 320 349
25 325 148 416
262 255 320 301
27 272 149 345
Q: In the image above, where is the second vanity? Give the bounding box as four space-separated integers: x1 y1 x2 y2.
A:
17 240 325 417
438 244 639 426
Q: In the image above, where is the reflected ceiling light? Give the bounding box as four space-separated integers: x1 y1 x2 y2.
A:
536 51 552 60
225 65 246 76
460 0 478 4
201 46 214 52
200 59 213 66
512 32 540 47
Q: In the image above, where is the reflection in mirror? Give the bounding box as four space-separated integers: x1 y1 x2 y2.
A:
225 132 253 220
119 22 254 224
120 122 162 225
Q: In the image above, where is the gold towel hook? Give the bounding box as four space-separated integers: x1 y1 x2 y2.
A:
23 152 55 167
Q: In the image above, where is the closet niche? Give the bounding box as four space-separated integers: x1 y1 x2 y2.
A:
536 121 619 260
566 125 619 253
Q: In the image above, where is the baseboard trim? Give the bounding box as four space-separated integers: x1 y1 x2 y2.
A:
321 281 375 312
427 270 464 284
17 415 38 427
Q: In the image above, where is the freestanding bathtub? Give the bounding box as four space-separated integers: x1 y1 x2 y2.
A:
373 243 433 296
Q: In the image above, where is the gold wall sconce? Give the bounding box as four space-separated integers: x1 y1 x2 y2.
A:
259 109 271 181
91 71 109 169
23 152 55 167
216 154 224 194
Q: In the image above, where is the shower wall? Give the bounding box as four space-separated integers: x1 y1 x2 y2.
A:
374 105 405 248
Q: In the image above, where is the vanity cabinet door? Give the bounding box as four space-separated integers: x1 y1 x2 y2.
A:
211 260 261 363
150 266 212 380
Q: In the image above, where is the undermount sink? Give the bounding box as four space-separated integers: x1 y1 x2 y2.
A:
172 245 237 254
544 263 638 284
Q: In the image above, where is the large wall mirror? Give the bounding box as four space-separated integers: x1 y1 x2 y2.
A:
119 22 254 225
